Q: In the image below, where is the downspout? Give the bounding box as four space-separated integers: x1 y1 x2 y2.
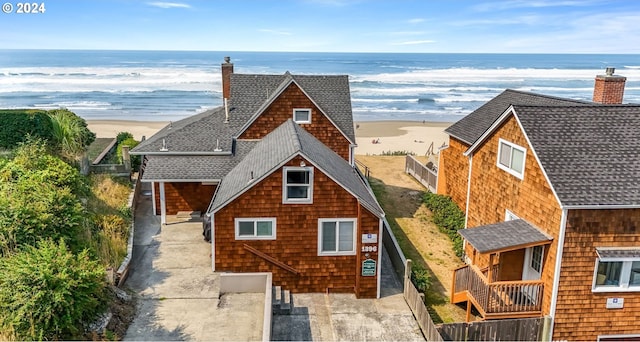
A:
548 207 568 341
377 217 383 299
151 181 157 216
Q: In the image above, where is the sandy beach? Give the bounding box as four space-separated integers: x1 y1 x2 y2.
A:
86 119 451 156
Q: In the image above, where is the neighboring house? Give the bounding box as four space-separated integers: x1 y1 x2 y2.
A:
131 58 384 298
439 68 640 341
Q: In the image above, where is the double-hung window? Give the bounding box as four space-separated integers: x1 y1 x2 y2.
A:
497 138 526 179
283 166 313 203
235 218 276 240
593 248 640 292
293 108 311 124
318 219 356 256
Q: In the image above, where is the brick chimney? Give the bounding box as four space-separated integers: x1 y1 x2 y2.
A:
593 67 626 104
221 56 234 100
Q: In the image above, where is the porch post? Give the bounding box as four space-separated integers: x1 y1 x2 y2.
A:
466 300 472 322
488 253 494 282
159 181 166 225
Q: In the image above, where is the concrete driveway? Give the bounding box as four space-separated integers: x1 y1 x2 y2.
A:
124 188 424 341
123 193 263 341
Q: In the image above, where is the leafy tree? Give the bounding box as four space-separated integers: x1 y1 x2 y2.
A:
0 239 106 340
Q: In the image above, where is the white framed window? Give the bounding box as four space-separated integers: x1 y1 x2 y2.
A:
235 218 276 240
293 108 311 124
592 249 640 292
318 218 356 256
283 166 313 203
497 138 526 179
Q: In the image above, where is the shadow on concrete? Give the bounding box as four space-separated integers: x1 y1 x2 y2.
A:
271 307 312 341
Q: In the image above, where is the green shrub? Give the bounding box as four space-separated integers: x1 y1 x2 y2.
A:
411 264 432 293
48 109 96 158
116 132 133 144
0 110 55 149
423 192 465 258
0 239 107 340
116 137 140 171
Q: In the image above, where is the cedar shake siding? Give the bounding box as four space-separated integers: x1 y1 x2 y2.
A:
238 83 351 161
466 114 562 316
213 156 379 298
437 136 470 212
553 209 640 341
153 182 216 215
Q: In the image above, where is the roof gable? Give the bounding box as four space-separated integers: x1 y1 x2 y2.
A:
229 73 355 143
209 120 382 216
445 89 591 145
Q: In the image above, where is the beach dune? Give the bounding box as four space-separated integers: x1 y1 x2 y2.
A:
86 119 451 156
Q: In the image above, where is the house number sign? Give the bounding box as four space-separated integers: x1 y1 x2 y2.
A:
362 245 377 252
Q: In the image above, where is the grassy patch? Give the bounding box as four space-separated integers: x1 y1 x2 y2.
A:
86 174 132 268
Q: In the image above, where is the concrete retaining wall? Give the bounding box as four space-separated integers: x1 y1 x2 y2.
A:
220 272 273 342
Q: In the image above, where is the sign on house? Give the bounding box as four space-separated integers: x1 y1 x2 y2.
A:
362 233 377 244
362 259 376 276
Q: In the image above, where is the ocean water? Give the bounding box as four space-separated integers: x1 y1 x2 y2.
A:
1 50 639 123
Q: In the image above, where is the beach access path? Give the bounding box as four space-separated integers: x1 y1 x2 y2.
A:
355 155 469 323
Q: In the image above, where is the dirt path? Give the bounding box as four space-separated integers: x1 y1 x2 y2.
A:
356 155 467 323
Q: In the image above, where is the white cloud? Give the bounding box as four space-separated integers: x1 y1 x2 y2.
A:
146 2 191 9
390 31 427 36
258 29 293 36
392 39 436 46
473 0 599 12
408 18 426 24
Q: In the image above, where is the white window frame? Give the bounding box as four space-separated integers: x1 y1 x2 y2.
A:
282 166 313 204
592 254 640 292
318 218 357 256
293 108 311 124
497 138 526 180
505 209 520 221
234 218 276 240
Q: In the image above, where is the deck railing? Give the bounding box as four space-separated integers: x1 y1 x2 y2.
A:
452 265 543 319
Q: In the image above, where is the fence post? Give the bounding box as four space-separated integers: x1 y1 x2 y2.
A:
541 315 553 341
405 259 412 286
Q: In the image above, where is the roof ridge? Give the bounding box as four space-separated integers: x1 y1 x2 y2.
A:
504 88 592 104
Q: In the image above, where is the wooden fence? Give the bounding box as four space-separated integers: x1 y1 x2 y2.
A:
438 317 546 341
405 155 437 192
404 259 444 341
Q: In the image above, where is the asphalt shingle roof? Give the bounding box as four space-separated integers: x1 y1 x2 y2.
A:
514 105 640 206
140 141 257 181
458 219 552 254
445 89 591 145
209 120 383 217
131 107 238 154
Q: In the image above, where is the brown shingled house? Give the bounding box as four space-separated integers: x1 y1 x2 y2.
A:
438 68 640 340
131 58 384 298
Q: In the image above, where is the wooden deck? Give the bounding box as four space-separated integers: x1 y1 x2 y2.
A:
451 264 543 320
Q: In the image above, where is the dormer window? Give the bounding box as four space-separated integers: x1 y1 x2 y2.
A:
293 108 311 124
283 166 313 203
497 138 526 179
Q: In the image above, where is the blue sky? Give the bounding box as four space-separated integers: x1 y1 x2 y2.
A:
1 0 639 53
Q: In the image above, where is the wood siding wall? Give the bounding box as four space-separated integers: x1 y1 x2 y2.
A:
553 209 640 341
213 155 379 298
465 114 562 317
238 82 351 161
153 182 216 215
438 137 470 212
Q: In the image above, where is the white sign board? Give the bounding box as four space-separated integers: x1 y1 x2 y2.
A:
606 297 624 309
361 233 377 244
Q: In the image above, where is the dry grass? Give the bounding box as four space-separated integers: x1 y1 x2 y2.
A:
87 174 132 268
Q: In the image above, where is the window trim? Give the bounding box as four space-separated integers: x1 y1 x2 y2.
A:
317 218 357 256
234 218 276 240
497 138 526 180
282 166 313 204
592 255 640 292
293 108 312 124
